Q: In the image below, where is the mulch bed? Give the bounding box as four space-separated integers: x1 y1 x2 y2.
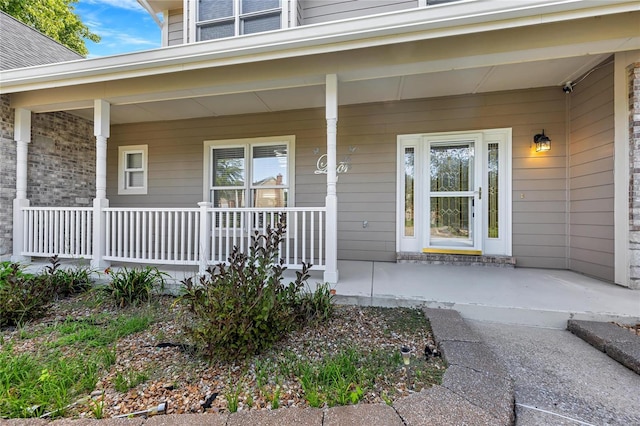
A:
1 295 445 419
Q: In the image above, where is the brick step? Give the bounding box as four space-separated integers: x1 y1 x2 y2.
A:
396 252 516 268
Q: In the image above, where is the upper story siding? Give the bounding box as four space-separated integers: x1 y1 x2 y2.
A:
167 9 184 46
163 0 461 46
299 1 418 25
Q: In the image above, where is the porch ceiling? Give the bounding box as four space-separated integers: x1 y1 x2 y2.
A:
68 54 609 124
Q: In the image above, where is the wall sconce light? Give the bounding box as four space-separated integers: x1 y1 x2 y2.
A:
533 130 551 152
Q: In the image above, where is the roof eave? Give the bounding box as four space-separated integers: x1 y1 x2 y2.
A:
1 0 638 93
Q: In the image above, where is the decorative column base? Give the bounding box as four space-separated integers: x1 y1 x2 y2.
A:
91 198 110 269
11 198 31 263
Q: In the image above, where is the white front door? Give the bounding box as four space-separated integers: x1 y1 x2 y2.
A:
397 129 512 256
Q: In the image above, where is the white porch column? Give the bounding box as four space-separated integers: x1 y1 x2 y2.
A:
324 74 339 284
12 108 31 262
91 100 111 269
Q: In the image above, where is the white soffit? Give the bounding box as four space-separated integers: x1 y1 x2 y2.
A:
477 55 610 93
340 77 403 104
255 85 326 111
400 68 491 99
194 92 271 116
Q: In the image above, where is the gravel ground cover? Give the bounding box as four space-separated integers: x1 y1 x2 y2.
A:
614 321 640 336
1 293 445 420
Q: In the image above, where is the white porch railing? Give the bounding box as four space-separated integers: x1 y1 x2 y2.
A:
104 208 201 265
21 205 326 271
21 207 93 258
203 208 326 270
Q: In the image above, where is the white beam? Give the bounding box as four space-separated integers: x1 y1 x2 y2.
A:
324 74 338 284
92 100 110 269
12 108 31 262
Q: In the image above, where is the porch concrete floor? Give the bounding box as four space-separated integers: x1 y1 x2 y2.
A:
327 261 640 329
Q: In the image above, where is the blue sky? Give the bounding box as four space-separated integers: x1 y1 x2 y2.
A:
75 0 162 58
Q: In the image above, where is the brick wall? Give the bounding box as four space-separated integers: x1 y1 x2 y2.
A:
629 64 640 289
0 94 95 258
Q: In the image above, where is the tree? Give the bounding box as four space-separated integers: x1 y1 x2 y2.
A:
1 0 100 56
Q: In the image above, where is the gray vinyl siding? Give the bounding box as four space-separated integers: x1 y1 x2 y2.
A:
108 87 567 266
568 60 614 281
168 9 184 46
300 0 418 25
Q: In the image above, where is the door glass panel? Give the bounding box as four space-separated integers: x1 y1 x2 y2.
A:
404 147 415 237
429 142 474 248
430 144 473 192
430 196 473 247
488 142 499 238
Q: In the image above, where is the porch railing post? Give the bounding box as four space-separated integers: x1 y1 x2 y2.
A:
324 74 339 284
91 100 110 269
198 202 211 275
11 108 31 263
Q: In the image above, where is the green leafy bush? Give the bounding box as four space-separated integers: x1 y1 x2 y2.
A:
105 266 167 308
43 255 94 297
179 216 332 360
0 263 55 327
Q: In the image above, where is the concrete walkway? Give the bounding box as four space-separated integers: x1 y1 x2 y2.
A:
471 321 640 425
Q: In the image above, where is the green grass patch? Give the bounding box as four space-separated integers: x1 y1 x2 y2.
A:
0 346 106 418
113 370 149 393
45 314 151 349
1 309 153 418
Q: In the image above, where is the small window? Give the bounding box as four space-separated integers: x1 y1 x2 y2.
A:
118 145 148 195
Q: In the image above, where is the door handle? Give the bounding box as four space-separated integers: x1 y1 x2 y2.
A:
477 187 482 200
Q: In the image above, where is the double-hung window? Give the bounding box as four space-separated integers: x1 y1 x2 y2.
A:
118 145 148 195
205 136 294 208
196 0 283 41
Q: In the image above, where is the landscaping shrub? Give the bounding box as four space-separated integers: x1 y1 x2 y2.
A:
179 215 333 360
43 255 94 297
0 262 55 327
105 266 167 308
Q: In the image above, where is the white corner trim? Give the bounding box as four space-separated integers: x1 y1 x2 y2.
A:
614 51 637 287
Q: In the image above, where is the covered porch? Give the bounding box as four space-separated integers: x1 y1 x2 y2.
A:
3 3 640 287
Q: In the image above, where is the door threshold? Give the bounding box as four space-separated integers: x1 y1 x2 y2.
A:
422 248 482 255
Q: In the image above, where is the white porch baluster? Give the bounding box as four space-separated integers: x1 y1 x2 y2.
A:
12 108 31 262
198 202 211 275
324 74 339 283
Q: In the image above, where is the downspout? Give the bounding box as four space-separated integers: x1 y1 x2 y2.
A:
565 88 571 270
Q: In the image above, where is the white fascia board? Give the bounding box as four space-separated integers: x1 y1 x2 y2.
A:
1 0 638 93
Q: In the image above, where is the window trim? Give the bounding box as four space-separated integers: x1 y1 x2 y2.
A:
203 135 295 207
192 0 288 42
118 145 148 195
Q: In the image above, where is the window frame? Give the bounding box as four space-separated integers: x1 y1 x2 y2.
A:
193 0 287 42
203 135 295 208
118 145 148 195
